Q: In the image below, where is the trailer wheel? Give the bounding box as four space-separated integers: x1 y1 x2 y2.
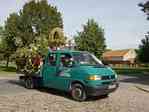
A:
25 78 34 89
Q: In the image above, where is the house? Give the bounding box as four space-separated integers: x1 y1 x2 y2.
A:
102 49 137 64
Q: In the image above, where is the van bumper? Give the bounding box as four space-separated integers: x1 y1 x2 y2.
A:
86 81 119 96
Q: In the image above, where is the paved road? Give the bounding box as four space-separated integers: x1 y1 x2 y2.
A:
0 74 149 112
0 74 149 95
0 76 33 95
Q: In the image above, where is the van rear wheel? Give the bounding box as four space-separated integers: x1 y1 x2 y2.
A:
71 83 87 101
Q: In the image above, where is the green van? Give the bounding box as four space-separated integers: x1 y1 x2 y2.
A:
21 50 119 101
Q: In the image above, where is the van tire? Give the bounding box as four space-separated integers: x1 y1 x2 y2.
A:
71 83 87 101
25 78 34 89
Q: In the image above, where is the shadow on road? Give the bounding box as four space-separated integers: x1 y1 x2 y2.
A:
118 74 149 86
7 79 73 100
38 88 107 102
8 80 24 87
38 88 73 99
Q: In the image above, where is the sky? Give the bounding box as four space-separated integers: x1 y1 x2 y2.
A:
0 0 149 50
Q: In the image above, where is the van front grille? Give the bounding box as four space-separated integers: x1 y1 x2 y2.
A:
101 75 115 80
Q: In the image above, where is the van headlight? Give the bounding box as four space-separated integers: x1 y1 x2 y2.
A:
88 75 102 80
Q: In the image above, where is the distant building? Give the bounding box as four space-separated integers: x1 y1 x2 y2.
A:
102 49 137 64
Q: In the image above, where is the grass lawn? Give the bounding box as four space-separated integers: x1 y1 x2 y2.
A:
0 64 16 76
113 67 149 75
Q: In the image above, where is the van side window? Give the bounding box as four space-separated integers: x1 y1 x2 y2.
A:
60 53 72 67
48 53 56 66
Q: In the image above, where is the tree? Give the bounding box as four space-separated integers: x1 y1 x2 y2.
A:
139 1 149 20
17 0 63 47
0 26 4 61
74 19 106 58
0 26 4 53
138 1 149 63
4 0 64 68
5 0 63 48
138 33 149 63
0 26 3 49
3 13 19 67
0 25 17 67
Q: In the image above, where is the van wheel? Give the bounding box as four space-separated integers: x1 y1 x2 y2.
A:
25 78 34 89
71 83 87 101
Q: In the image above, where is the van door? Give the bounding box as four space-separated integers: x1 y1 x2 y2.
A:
52 53 73 91
42 53 57 87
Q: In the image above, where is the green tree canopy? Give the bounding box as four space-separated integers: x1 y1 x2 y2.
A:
3 0 64 68
138 1 149 63
0 25 17 67
138 33 149 63
0 26 4 60
139 1 149 20
5 0 63 48
74 19 106 58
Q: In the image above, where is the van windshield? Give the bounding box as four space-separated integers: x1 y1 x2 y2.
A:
72 52 105 67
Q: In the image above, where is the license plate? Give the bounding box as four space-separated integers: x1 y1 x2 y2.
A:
108 84 116 89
